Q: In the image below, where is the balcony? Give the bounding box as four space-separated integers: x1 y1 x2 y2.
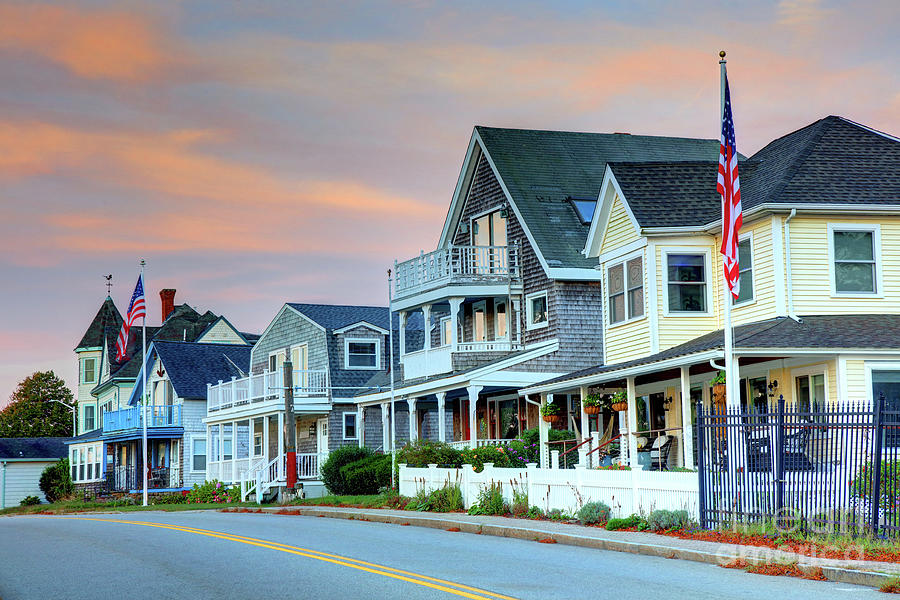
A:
102 405 182 433
207 369 330 417
392 245 520 309
402 341 523 380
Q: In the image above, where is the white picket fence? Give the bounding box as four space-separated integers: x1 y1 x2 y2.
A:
398 463 699 519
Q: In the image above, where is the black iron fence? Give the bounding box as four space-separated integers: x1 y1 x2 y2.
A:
697 394 900 537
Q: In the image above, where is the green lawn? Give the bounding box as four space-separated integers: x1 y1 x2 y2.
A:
0 499 256 516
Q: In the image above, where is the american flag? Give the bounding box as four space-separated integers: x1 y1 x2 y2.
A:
114 273 146 362
717 73 742 300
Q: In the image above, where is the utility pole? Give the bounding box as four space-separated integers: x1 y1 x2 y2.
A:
284 356 297 490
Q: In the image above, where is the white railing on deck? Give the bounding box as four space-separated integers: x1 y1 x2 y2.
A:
394 244 519 299
399 463 699 519
455 341 521 353
297 452 327 479
208 369 329 412
448 438 511 449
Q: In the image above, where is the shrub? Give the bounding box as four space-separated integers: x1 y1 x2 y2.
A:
547 508 573 521
468 482 508 516
577 501 611 525
646 509 692 531
396 439 463 468
460 445 524 471
339 454 391 495
186 480 239 503
19 495 40 506
321 446 374 495
412 483 464 512
39 458 73 502
851 460 900 508
510 482 528 516
150 493 188 505
606 515 645 531
526 506 544 519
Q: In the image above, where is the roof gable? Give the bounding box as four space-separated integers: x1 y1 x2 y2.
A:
286 303 391 331
76 297 123 352
134 341 252 402
196 316 251 345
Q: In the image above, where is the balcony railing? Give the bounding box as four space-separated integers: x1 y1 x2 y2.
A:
394 244 519 299
102 405 182 433
208 369 329 412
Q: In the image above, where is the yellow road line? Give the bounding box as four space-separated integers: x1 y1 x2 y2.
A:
71 517 518 600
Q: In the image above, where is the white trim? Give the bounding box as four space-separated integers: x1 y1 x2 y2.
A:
438 134 482 248
493 299 508 340
190 436 207 473
839 117 900 143
342 412 358 440
771 216 787 315
837 355 848 404
525 290 549 330
343 337 381 370
333 321 389 335
646 241 659 353
731 232 756 308
826 223 883 297
865 362 900 406
595 237 648 265
439 316 452 347
545 267 603 281
661 247 714 317
584 167 642 258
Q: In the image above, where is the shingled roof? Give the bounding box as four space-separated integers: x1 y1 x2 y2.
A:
75 297 123 353
606 117 899 229
528 314 900 390
154 341 252 400
0 437 69 460
474 126 722 268
287 303 391 331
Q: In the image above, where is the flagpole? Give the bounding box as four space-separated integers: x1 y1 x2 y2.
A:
720 51 737 411
141 259 148 507
387 269 396 490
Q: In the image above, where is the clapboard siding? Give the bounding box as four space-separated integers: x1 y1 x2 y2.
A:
1 462 55 507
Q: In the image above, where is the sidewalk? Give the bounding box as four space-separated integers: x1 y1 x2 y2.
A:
252 505 900 589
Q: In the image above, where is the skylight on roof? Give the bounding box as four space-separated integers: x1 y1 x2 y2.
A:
569 198 596 225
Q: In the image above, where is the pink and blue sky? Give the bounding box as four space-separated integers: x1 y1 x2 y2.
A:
0 0 897 405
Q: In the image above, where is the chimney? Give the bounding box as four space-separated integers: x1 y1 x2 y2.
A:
160 289 176 322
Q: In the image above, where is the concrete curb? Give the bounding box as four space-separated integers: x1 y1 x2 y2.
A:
249 506 899 590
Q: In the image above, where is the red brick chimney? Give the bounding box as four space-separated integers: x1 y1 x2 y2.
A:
160 289 176 322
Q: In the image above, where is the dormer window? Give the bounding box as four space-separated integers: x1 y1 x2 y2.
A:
81 357 96 384
344 338 380 370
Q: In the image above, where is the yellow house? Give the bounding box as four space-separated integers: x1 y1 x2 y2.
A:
523 116 900 470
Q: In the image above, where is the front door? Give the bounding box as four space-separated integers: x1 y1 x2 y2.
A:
316 418 329 456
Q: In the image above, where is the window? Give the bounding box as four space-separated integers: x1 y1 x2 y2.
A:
608 256 643 324
81 357 96 384
79 448 85 481
473 301 486 342
223 424 233 461
440 317 452 346
70 449 77 480
526 291 549 330
192 438 207 472
495 301 507 339
344 339 380 369
831 225 879 294
795 373 826 412
343 413 357 440
568 197 596 225
253 433 263 456
83 404 96 432
733 238 754 304
666 253 707 312
472 209 507 247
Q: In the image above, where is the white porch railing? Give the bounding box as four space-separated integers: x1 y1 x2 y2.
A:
399 463 699 519
297 452 327 479
208 369 329 412
240 453 327 503
448 438 510 449
455 340 521 353
402 346 452 380
393 245 519 300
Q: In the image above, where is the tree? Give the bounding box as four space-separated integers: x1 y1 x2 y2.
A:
0 371 75 437
39 458 73 502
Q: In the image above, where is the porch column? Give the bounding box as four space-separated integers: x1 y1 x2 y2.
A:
467 385 482 449
407 397 417 441
399 312 407 357
680 366 694 468
232 419 238 484
277 412 284 461
627 377 639 469
436 392 447 443
380 403 390 452
449 297 463 353
262 416 270 462
357 405 365 448
422 305 432 351
539 394 551 469
579 385 589 467
512 298 522 347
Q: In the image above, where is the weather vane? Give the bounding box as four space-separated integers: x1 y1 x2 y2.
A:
104 274 113 295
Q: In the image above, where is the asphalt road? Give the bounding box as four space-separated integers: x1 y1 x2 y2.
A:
0 511 878 599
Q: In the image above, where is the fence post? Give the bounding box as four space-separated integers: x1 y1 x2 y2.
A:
551 450 559 470
526 462 537 511
775 395 785 528
461 463 472 509
871 394 885 535
696 398 707 529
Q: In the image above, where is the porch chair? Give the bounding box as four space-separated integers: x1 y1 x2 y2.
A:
649 435 673 471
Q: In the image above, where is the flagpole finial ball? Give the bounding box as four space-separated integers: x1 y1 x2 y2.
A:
719 50 726 58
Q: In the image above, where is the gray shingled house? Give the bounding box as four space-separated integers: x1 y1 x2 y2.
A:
354 125 722 452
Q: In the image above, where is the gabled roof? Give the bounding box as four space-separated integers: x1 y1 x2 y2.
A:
76 296 123 352
196 316 256 345
286 303 392 331
0 437 69 459
153 341 252 400
459 126 722 271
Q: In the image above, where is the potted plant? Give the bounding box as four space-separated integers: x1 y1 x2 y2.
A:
540 400 563 423
610 390 628 412
582 393 606 415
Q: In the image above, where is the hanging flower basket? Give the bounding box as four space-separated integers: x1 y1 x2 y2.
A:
611 401 628 412
583 405 602 415
542 414 563 424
